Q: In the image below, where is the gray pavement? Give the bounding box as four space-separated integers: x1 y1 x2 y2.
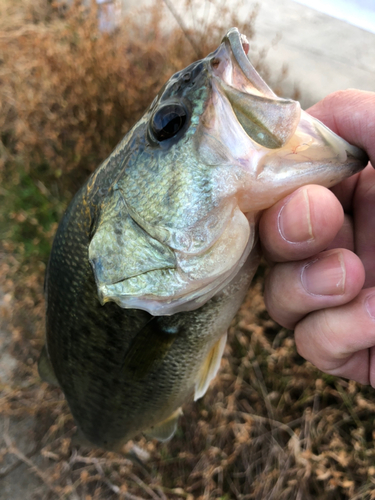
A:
124 0 375 108
250 0 375 107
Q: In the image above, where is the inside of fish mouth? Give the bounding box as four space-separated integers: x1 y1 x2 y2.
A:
240 34 250 55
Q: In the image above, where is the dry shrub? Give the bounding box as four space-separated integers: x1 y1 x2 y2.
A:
0 0 258 192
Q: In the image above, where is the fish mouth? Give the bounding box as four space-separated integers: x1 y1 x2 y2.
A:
211 28 302 149
210 28 368 165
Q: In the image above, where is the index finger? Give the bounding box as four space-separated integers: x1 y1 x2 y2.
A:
307 90 375 211
307 89 375 164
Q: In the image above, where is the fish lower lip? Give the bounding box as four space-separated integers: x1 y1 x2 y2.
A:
311 116 369 165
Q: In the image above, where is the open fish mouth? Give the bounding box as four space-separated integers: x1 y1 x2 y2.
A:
214 28 367 164
212 27 302 150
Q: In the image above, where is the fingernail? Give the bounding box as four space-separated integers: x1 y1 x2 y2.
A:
365 294 375 320
278 188 313 243
301 251 345 296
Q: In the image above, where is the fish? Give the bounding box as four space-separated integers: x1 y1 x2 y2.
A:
39 27 368 451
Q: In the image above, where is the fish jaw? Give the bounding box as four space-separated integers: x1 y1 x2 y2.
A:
91 205 255 316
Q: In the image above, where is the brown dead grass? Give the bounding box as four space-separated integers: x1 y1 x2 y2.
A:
3 263 375 499
1 1 375 499
0 0 261 192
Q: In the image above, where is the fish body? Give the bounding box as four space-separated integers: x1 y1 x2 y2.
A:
40 28 367 450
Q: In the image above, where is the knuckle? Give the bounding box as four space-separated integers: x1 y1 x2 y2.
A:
294 309 341 371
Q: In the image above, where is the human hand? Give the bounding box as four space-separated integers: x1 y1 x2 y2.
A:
259 89 375 386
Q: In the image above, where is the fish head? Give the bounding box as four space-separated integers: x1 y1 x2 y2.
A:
89 28 367 316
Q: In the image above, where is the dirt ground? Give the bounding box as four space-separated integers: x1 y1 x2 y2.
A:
0 286 52 499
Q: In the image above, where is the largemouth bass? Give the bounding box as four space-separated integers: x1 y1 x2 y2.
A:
39 28 367 450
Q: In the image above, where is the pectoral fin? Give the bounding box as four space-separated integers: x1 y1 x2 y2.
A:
122 318 177 379
144 408 182 442
38 345 59 387
194 331 227 401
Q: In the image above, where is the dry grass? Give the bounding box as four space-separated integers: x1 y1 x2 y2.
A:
1 1 375 499
0 0 261 191
3 264 375 499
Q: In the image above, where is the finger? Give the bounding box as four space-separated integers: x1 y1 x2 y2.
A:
326 213 354 252
307 89 375 166
353 164 375 287
264 249 365 329
259 185 344 263
307 90 375 211
294 288 375 386
330 174 360 214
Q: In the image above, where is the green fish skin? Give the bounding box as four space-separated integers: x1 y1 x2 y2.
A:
41 28 367 451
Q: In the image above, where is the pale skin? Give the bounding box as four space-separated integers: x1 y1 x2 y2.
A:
259 89 375 386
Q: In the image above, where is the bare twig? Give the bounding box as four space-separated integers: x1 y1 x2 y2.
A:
3 423 60 496
162 0 201 58
0 418 43 479
222 408 301 439
128 471 165 500
94 459 122 494
248 344 275 420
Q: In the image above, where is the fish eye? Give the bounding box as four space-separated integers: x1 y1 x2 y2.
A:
150 104 187 142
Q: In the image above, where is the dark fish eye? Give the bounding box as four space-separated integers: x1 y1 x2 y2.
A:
151 104 187 142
